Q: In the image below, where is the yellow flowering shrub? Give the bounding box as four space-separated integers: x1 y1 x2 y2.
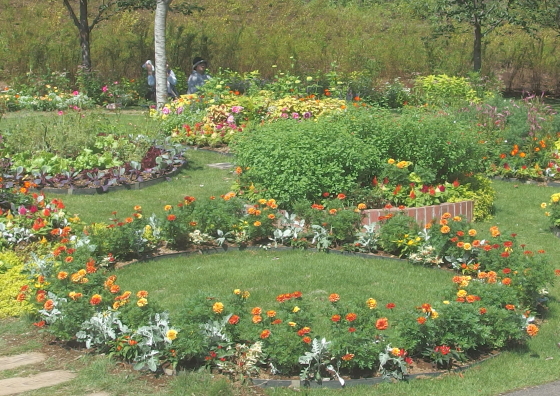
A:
0 251 34 318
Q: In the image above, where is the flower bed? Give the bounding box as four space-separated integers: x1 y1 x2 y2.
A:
1 186 553 384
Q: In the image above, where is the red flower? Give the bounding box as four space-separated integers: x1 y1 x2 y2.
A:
167 214 176 221
322 192 330 198
228 315 240 325
479 307 487 314
260 329 271 339
348 327 356 333
337 193 346 200
331 314 341 322
386 302 396 309
417 317 427 325
302 336 312 343
502 268 511 274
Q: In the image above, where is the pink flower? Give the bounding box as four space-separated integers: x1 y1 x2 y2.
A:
72 90 79 96
162 107 170 115
102 86 108 92
231 106 243 113
58 111 64 116
18 206 27 215
292 112 300 119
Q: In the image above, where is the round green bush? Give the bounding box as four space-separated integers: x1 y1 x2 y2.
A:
231 117 381 207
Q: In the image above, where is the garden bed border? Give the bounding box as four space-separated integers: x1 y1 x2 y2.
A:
251 351 500 389
361 200 474 228
33 163 186 195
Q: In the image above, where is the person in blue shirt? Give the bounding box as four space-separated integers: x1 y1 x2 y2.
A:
187 57 211 94
143 60 178 100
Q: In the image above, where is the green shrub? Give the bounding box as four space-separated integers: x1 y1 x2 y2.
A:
333 107 485 184
232 117 381 207
448 174 495 221
378 212 422 257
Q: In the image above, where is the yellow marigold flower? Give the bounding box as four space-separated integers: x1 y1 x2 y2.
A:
164 205 172 211
213 302 224 314
289 321 297 327
387 158 395 164
258 199 267 205
541 202 547 209
552 194 560 203
457 290 468 298
468 229 477 237
430 310 439 319
391 347 401 357
166 329 178 341
463 243 472 250
366 298 377 309
443 300 450 304
134 205 142 211
357 203 367 210
453 216 461 221
233 289 241 295
242 291 250 299
292 306 300 313
137 298 148 307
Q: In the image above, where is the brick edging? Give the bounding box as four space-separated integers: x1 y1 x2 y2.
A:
361 200 474 228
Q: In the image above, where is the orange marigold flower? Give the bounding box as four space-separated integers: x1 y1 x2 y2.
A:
440 226 450 234
341 353 354 361
502 278 512 286
421 303 432 313
417 316 427 325
376 317 389 330
302 336 312 344
251 307 262 315
268 213 275 219
252 315 262 324
57 271 68 280
272 319 282 325
345 313 357 322
253 221 261 227
110 284 121 294
164 205 172 211
266 310 276 318
260 329 271 339
466 295 476 303
90 294 102 305
505 304 515 310
167 214 177 221
337 193 346 200
479 307 487 314
136 290 148 298
555 269 560 276
357 203 367 210
228 315 240 325
526 324 539 336
291 291 302 298
65 256 74 263
329 208 337 215
329 293 340 302
331 314 341 322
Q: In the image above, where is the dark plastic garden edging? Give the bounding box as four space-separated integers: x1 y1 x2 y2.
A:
33 164 186 196
251 351 500 389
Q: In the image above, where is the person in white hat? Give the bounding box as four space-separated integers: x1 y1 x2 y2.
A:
187 57 211 94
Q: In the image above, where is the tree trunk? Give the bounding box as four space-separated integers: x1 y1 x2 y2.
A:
79 0 92 70
473 19 482 72
154 0 172 108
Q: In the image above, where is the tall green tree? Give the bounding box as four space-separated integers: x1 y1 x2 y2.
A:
413 0 517 72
